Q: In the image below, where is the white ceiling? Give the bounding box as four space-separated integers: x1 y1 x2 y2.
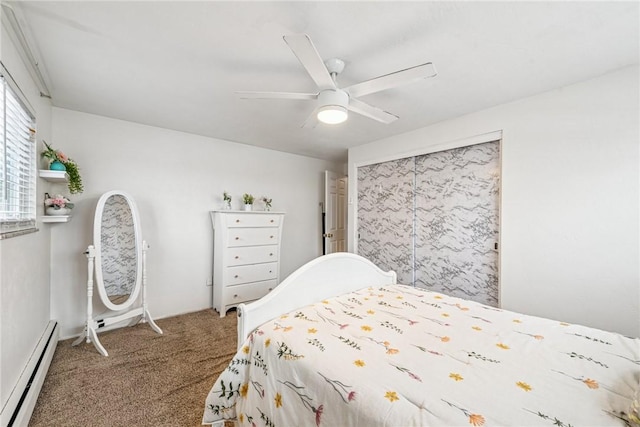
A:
9 1 639 163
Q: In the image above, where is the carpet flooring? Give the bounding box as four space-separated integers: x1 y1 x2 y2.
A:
29 309 237 427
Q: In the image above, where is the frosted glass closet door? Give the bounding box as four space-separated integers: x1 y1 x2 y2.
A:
414 141 500 306
357 158 414 285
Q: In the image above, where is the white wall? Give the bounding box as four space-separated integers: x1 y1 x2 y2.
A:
349 65 639 337
50 108 342 338
0 26 53 410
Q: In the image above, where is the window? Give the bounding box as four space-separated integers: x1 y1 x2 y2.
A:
0 62 37 238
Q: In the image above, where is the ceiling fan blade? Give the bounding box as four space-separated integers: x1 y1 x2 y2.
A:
237 91 317 100
301 108 319 129
283 34 336 91
348 98 398 124
345 62 437 98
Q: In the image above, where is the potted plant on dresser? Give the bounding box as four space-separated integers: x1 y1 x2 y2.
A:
223 191 232 210
242 193 254 211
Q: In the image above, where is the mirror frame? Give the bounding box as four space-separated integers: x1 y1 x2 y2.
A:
93 190 143 312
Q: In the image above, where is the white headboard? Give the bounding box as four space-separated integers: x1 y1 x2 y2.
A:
236 252 397 347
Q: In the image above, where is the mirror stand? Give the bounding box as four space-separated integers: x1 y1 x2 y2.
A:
72 241 162 356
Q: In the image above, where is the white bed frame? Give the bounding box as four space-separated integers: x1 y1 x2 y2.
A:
236 253 397 347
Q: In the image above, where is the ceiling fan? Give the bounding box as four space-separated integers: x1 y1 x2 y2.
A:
237 34 437 126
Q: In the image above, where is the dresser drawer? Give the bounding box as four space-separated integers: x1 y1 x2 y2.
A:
226 262 278 285
227 245 278 266
224 280 277 305
227 228 279 247
227 214 281 228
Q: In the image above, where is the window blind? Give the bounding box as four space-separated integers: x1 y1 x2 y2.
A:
0 64 37 236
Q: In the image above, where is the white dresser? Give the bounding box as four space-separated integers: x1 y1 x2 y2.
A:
211 210 285 317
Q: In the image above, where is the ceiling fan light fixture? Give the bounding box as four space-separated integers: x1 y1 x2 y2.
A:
316 89 349 124
317 105 348 124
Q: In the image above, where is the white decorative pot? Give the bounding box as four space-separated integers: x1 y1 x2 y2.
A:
46 207 71 216
244 204 252 211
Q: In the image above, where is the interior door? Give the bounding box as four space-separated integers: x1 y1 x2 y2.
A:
324 171 347 254
336 176 347 252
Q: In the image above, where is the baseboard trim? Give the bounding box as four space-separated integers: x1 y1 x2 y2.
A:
1 320 58 427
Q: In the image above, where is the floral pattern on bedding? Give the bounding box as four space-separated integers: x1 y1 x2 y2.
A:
203 285 640 426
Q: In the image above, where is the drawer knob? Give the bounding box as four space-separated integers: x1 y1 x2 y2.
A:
269 270 272 273
233 294 238 298
270 235 274 239
269 253 273 256
235 237 240 240
236 219 240 223
235 255 239 259
270 219 274 223
268 288 273 291
234 275 239 278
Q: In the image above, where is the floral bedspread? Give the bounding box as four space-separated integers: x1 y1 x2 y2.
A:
203 285 639 426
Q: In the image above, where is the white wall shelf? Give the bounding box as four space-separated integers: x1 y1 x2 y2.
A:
41 215 71 223
39 169 69 183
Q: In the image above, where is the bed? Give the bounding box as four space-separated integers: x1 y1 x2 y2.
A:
203 253 640 426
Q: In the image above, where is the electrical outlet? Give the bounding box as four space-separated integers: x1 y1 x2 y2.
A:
206 278 213 286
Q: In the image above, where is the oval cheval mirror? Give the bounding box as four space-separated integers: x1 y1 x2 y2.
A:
96 193 140 310
72 190 162 356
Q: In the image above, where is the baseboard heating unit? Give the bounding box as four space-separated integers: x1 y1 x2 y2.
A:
1 320 58 427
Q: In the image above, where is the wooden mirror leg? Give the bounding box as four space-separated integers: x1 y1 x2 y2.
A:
87 326 108 357
71 326 108 356
141 241 163 335
71 329 86 347
144 309 163 335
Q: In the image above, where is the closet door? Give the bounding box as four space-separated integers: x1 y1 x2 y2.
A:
414 141 500 306
357 158 414 285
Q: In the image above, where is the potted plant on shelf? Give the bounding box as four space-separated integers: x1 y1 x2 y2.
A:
41 141 84 194
242 193 254 211
44 193 74 216
223 191 232 210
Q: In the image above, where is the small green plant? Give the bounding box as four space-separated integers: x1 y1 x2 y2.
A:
41 141 84 194
261 196 272 210
242 193 254 205
64 162 83 194
223 191 232 203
